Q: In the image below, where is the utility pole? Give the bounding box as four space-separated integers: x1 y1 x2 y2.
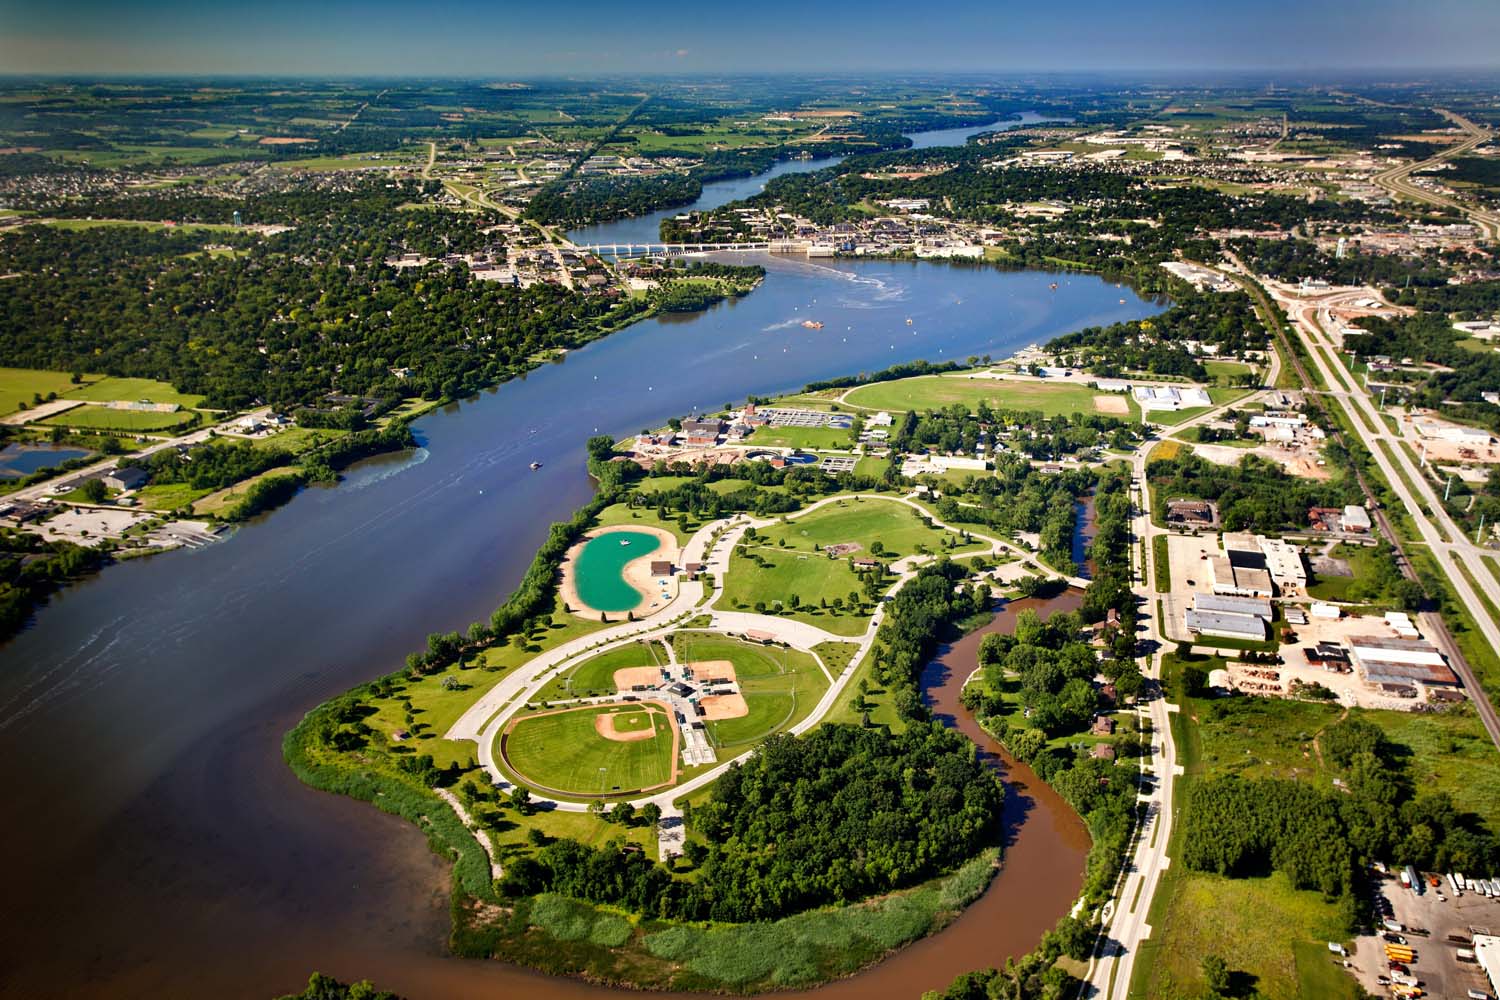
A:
1445 474 1454 503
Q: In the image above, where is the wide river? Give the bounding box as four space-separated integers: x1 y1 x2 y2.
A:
0 120 1150 1000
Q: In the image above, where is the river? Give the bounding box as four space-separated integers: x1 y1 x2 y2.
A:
0 123 1147 1000
565 113 1060 248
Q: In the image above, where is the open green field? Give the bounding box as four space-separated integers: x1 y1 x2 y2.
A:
67 376 205 408
843 375 1126 418
1134 869 1362 1000
503 704 675 796
0 367 89 415
135 481 213 511
671 633 829 751
722 498 961 635
41 406 200 433
539 640 669 701
744 425 854 450
191 467 299 517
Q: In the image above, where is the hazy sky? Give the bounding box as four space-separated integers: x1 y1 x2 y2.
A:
2 0 1496 76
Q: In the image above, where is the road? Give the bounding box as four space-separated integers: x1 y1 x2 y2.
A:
1253 275 1500 748
1372 109 1500 241
1081 335 1274 999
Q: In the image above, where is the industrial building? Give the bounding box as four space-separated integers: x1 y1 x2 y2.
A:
1194 593 1272 619
1185 608 1268 640
1208 533 1306 597
1348 635 1459 690
1476 933 1500 997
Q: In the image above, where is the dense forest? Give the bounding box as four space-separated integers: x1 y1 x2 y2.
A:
500 722 1003 922
525 173 702 227
0 186 650 409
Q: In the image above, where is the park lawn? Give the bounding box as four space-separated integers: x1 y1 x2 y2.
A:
66 376 205 408
478 595 614 672
486 803 657 861
812 641 861 674
135 481 212 511
594 501 697 547
504 704 675 795
364 663 503 769
722 546 871 635
539 640 670 701
671 633 829 751
1202 359 1253 383
0 367 103 416
843 375 1116 418
191 466 299 517
775 496 956 557
42 405 201 433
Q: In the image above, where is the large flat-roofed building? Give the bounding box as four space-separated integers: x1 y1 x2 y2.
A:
1193 593 1272 619
1209 533 1304 597
1185 608 1268 640
1259 537 1307 593
1476 934 1500 997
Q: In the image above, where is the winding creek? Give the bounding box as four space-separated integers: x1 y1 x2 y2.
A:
0 120 1151 999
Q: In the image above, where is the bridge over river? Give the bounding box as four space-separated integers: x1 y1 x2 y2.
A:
576 239 815 257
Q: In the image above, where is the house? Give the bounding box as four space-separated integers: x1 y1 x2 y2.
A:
684 562 705 579
1090 744 1116 761
102 466 149 492
1091 716 1116 736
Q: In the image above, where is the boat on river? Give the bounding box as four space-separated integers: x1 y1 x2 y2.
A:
801 319 823 329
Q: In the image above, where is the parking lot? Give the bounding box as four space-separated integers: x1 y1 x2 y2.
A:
1350 871 1498 998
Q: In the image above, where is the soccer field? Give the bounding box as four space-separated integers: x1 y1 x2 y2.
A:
502 704 676 796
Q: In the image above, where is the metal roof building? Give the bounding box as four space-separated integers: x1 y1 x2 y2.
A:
1193 593 1272 619
1185 608 1268 640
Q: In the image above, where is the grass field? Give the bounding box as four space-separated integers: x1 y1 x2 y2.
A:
843 375 1125 418
0 367 93 415
670 633 828 751
41 405 200 433
135 481 213 511
539 640 669 701
66 376 205 408
504 704 675 795
191 467 299 517
722 498 961 635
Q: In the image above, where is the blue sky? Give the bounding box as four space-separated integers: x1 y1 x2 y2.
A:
2 0 1496 75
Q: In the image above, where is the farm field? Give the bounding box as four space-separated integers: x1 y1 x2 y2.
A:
503 704 675 796
669 633 828 751
843 374 1128 418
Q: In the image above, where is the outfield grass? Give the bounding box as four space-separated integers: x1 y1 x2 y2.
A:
504 704 675 795
538 640 668 701
41 405 200 433
670 633 828 751
843 375 1126 418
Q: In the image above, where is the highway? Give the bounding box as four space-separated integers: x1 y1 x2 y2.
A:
1373 109 1500 241
1246 270 1500 750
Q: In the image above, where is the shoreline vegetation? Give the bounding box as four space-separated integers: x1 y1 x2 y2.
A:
280 357 1153 994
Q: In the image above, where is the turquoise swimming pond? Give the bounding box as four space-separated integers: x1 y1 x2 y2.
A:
572 531 663 612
